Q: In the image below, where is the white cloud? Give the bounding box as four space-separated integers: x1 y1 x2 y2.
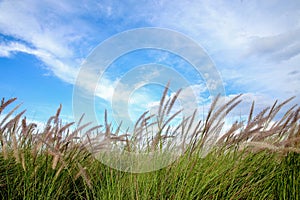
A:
0 41 78 83
144 0 300 100
0 1 72 57
1 0 299 110
0 42 39 57
245 29 300 61
0 0 95 84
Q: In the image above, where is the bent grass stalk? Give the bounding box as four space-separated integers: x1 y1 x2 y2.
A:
0 88 299 199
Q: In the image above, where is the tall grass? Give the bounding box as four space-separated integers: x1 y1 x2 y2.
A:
0 90 299 199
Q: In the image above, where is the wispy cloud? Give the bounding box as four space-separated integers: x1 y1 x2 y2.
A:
0 0 96 83
145 0 300 100
0 40 78 83
0 0 299 120
246 29 300 61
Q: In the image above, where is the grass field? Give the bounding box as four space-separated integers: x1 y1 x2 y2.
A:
0 89 299 199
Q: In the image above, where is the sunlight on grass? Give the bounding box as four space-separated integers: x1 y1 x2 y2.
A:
0 89 299 199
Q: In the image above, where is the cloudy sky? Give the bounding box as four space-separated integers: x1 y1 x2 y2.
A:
0 0 299 128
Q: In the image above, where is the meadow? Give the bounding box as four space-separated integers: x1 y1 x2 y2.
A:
0 88 299 199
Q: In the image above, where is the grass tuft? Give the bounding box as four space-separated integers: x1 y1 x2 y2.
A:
0 90 299 199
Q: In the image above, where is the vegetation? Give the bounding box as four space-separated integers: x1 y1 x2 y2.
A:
0 87 299 199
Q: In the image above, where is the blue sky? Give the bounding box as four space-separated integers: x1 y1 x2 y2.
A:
0 0 300 129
